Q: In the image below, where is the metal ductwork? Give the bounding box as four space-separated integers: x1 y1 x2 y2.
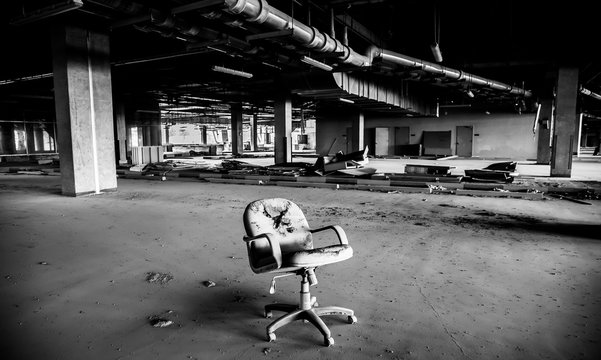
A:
222 0 532 98
367 47 533 98
223 0 370 67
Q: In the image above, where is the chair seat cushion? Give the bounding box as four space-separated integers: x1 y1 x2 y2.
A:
283 245 353 267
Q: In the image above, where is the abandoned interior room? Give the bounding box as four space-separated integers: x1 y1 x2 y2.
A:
1 1 600 359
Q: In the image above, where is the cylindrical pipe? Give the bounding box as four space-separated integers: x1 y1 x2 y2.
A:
580 86 601 101
224 0 369 67
370 46 532 97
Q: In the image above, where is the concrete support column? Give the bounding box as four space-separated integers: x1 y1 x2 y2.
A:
52 25 117 196
163 125 170 144
231 103 243 155
274 95 292 164
252 113 258 151
34 126 45 152
0 124 16 154
536 99 553 164
142 124 152 146
114 102 128 165
201 126 207 144
351 110 365 152
149 117 161 146
550 67 579 177
25 124 36 153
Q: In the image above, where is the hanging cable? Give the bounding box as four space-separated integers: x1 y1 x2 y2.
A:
430 2 443 62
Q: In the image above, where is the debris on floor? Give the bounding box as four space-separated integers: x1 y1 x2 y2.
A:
148 310 177 328
547 193 593 205
145 272 174 285
463 161 519 183
203 280 216 287
109 155 601 201
313 147 369 176
405 164 453 175
150 318 174 328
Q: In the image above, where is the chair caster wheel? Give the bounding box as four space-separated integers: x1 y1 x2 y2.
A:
265 311 272 319
267 333 276 342
348 315 357 324
325 337 334 347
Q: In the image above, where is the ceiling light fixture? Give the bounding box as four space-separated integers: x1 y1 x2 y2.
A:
211 65 253 79
430 43 443 63
10 0 83 26
339 98 354 104
300 56 333 71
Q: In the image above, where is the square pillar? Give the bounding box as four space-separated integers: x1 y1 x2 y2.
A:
351 110 365 152
550 67 579 177
231 103 244 155
0 124 17 154
114 102 128 165
252 113 258 151
25 124 36 153
536 99 553 164
275 95 292 164
52 25 117 196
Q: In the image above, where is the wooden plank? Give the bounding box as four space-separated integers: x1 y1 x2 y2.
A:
276 182 340 189
455 189 544 200
206 178 270 186
296 176 327 183
197 172 224 179
356 179 391 186
325 177 357 184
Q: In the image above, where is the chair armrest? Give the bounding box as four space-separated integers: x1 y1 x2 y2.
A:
309 225 349 245
243 233 283 269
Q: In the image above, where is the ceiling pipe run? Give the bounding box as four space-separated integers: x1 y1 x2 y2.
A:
222 0 532 98
367 47 533 97
223 0 369 67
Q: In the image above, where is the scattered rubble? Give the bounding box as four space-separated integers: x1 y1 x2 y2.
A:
145 272 174 285
148 310 177 328
150 318 174 328
464 161 519 183
112 156 601 201
203 280 216 288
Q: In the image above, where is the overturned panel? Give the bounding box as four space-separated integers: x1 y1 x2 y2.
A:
290 72 437 116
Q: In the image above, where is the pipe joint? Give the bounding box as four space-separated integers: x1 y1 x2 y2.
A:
248 0 269 23
150 10 174 27
228 0 249 15
306 26 321 48
338 44 351 62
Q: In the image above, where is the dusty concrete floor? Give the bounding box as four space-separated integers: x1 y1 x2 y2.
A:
1 175 600 360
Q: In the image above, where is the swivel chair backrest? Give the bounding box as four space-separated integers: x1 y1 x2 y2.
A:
243 198 314 257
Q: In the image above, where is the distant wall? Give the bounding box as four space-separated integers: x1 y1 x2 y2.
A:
316 109 539 160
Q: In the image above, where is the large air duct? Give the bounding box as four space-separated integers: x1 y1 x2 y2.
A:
368 47 532 97
224 0 370 67
223 0 532 98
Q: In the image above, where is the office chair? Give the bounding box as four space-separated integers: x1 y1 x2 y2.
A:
242 198 357 346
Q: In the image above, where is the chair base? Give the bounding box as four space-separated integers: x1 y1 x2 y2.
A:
264 303 357 346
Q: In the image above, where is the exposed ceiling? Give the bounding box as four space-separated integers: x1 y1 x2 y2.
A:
1 0 600 122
